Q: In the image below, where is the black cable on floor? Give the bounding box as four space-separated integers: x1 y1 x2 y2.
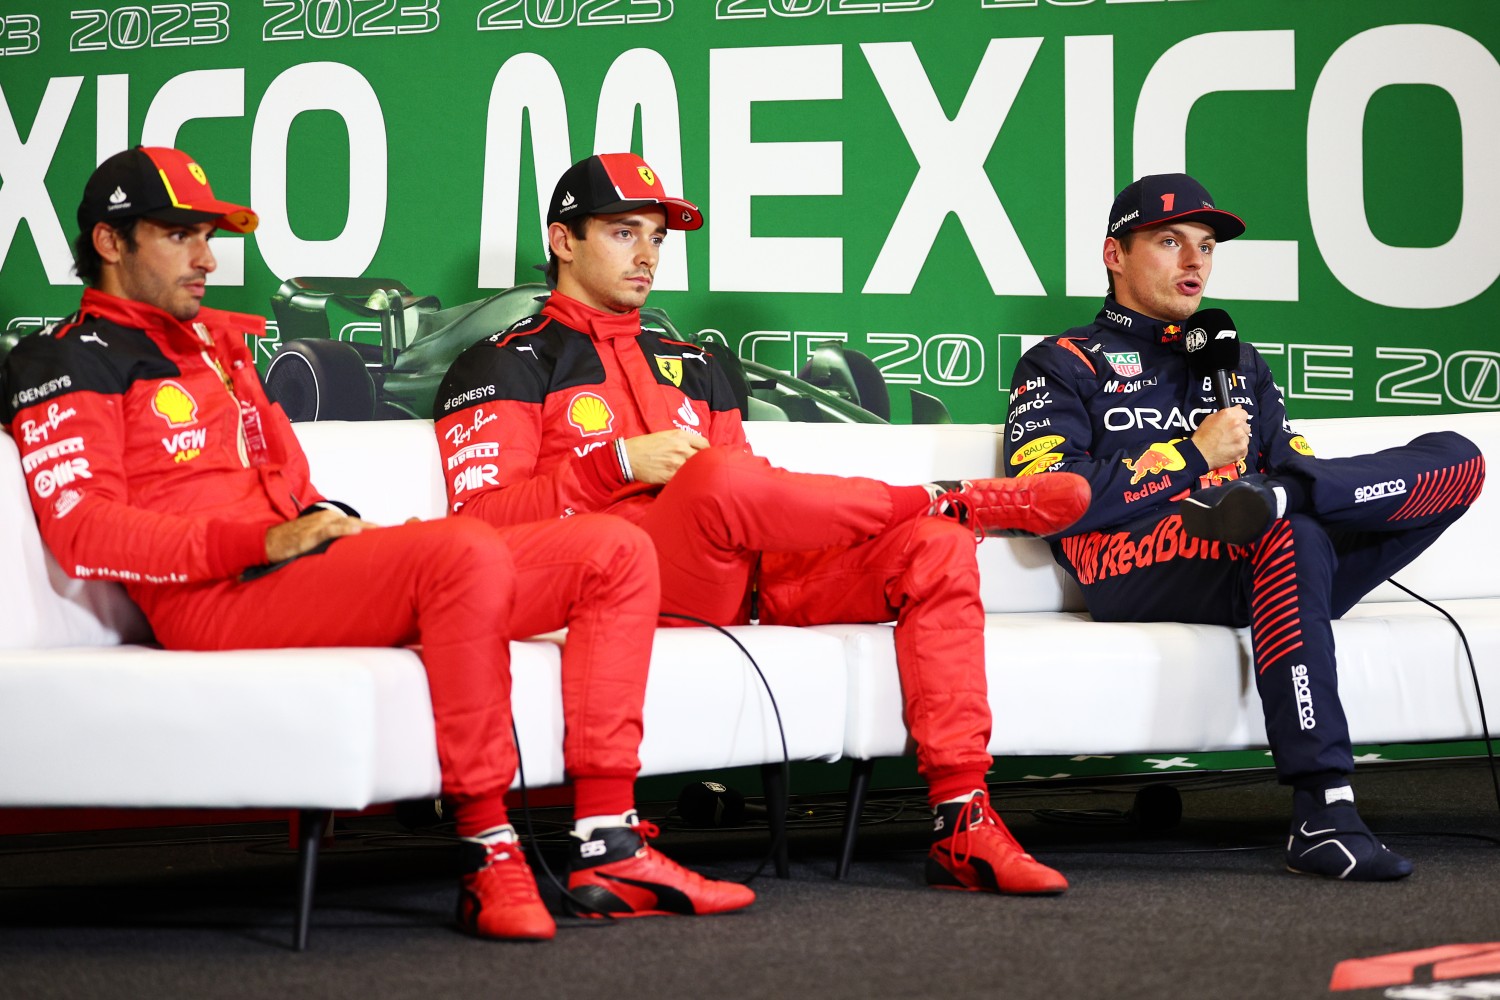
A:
508 718 615 927
1387 576 1500 817
658 611 791 885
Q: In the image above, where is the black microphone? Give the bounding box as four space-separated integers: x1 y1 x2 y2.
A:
1183 308 1241 410
676 780 768 827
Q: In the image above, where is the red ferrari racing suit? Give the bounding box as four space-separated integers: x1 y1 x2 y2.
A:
0 289 657 831
434 291 993 803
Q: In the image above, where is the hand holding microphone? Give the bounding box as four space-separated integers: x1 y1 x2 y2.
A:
1183 307 1241 410
1184 308 1250 467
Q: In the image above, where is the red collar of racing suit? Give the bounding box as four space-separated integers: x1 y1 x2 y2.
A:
540 291 683 433
541 291 641 341
78 284 270 359
77 287 267 346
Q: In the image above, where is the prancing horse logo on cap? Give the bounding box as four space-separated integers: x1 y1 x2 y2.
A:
637 166 655 186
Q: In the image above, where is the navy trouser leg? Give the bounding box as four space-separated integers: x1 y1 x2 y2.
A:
1281 431 1483 535
1061 512 1351 782
1246 515 1350 778
1327 506 1472 618
1063 431 1484 784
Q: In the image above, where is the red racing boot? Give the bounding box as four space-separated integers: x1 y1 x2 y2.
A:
927 790 1068 895
456 829 557 941
931 473 1091 538
565 814 756 918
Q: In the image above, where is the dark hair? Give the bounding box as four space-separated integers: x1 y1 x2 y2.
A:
544 216 591 287
72 217 140 287
1106 229 1137 296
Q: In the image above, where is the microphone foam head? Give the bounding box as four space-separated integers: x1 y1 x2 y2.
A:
1184 308 1241 374
676 780 747 827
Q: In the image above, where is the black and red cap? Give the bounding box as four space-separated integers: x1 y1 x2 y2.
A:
1106 173 1244 242
547 153 702 231
78 146 259 235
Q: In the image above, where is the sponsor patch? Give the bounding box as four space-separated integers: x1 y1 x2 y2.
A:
1104 406 1203 432
1122 441 1187 485
1008 417 1052 443
19 402 77 446
1103 377 1159 394
1103 352 1143 377
1355 479 1406 503
444 384 496 412
53 488 85 519
568 392 615 437
1009 377 1046 403
1010 435 1065 468
447 442 501 471
32 457 91 498
443 407 498 448
21 436 85 473
1123 473 1174 504
10 374 72 410
1016 452 1063 477
453 464 500 494
1289 435 1315 457
1292 664 1316 730
162 427 207 464
674 398 701 431
152 381 198 427
656 356 683 386
1008 390 1052 420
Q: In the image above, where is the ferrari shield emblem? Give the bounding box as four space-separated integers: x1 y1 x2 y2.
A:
656 356 683 386
638 166 656 186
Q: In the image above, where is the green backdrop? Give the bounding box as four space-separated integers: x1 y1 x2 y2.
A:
1 0 1496 422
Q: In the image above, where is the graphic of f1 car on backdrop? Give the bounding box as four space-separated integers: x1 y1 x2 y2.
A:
261 276 956 424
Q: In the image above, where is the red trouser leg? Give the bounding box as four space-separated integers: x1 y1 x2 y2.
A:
759 517 993 805
635 446 896 624
634 447 992 804
492 514 657 816
146 518 519 818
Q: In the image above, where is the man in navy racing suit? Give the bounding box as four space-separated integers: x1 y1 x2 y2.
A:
1005 173 1484 881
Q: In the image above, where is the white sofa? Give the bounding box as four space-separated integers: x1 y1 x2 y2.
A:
1 413 1497 944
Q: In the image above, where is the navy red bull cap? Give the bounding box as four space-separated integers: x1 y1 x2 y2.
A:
548 153 702 231
1106 173 1244 242
78 146 259 235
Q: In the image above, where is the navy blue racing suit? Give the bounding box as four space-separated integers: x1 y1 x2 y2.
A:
1005 298 1485 781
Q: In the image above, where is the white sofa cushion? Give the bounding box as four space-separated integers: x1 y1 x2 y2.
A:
0 433 149 650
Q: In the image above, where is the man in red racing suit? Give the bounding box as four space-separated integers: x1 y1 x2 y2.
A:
0 146 751 941
435 152 1092 896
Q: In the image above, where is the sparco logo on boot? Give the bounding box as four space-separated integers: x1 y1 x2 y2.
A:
1354 479 1406 503
1292 664 1316 730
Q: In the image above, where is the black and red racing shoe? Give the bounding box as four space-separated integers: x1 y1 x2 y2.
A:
927 790 1068 896
931 473 1091 538
565 814 756 919
456 831 556 941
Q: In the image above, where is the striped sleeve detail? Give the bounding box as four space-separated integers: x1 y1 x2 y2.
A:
1250 520 1304 674
1387 454 1486 523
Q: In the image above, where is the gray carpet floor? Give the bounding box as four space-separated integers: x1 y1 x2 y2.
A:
2 761 1499 1000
